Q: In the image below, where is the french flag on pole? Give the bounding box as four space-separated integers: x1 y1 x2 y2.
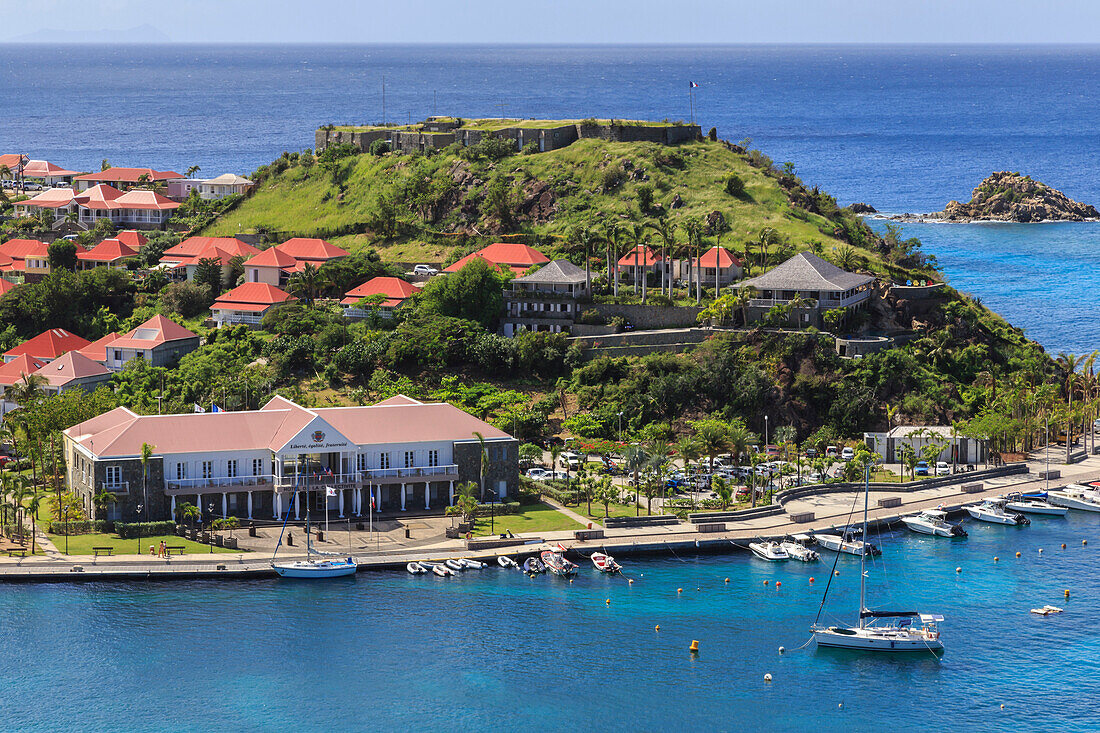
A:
689 81 699 88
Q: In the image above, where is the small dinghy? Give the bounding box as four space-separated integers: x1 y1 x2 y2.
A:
461 558 486 569
780 535 819 562
965 499 1030 526
1031 605 1064 616
421 561 452 577
445 558 465 572
749 541 790 562
498 556 519 569
591 552 622 573
523 557 546 574
541 548 578 577
407 562 426 574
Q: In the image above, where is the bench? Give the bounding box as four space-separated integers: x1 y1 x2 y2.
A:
696 523 726 533
92 546 114 557
789 511 815 524
166 545 186 556
574 529 604 541
6 548 26 557
961 482 985 494
877 497 902 508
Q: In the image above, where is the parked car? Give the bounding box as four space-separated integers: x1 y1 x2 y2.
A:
412 264 438 276
807 472 824 484
558 451 581 470
825 446 839 458
841 446 855 461
915 460 930 476
525 467 550 480
804 448 817 459
934 461 952 476
765 444 780 457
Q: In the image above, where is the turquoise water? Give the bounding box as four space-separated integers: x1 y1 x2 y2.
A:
6 511 1100 731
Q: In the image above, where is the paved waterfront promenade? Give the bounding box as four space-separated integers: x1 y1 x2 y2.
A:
1 450 1094 582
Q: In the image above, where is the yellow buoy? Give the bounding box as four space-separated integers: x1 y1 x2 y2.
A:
655 625 660 632
1000 704 1005 710
606 598 610 605
838 703 844 710
763 580 769 586
764 673 772 682
628 579 634 585
677 587 683 594
689 640 699 653
1015 551 1021 558
1061 543 1067 549
778 646 785 654
1065 589 1071 598
725 577 730 583
1084 539 1089 546
834 570 840 577
994 556 999 562
1038 549 1043 555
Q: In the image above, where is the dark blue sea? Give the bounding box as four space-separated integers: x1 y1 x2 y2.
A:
4 43 1100 353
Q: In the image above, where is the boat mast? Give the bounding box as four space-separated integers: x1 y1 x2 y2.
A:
859 461 869 629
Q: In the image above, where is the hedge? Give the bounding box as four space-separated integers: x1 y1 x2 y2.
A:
476 500 522 515
536 480 581 506
48 519 114 535
115 521 176 539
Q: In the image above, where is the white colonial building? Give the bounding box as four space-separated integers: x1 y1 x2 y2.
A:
63 394 518 522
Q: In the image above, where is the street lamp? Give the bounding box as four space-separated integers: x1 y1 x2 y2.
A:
63 506 69 555
764 415 769 450
136 504 143 555
487 488 498 535
207 502 214 553
617 412 624 443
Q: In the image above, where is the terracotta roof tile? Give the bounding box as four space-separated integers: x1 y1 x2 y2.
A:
4 328 90 361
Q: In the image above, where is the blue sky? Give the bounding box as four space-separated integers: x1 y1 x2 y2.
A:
4 0 1100 43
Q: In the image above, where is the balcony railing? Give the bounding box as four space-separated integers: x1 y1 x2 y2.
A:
276 472 361 488
166 474 274 492
100 481 129 494
165 466 460 492
216 313 263 325
360 464 458 480
507 309 574 320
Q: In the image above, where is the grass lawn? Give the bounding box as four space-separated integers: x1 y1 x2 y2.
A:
472 502 583 537
870 469 904 484
575 500 640 521
46 532 238 556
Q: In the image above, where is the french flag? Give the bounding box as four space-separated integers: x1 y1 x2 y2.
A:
689 81 699 88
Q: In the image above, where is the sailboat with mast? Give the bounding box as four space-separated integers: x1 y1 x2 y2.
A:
811 460 944 652
272 482 357 579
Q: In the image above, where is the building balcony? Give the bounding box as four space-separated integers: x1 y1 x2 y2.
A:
100 481 129 494
507 309 574 320
358 464 459 482
166 474 275 494
216 313 263 326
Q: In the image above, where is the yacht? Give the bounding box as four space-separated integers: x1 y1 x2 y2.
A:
901 509 967 537
812 464 945 653
749 541 790 562
965 499 1030 526
814 530 880 557
1048 484 1100 513
1002 492 1068 517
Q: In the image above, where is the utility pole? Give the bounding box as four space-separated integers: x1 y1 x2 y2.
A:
496 100 508 119
382 75 386 125
433 90 437 116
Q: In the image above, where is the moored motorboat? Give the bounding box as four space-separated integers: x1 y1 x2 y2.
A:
591 552 622 573
541 549 579 576
1048 485 1100 513
780 535 819 562
901 509 968 537
523 557 545 574
749 541 790 562
445 558 465 572
965 499 1030 526
498 556 519 569
1003 492 1069 516
813 531 880 557
407 562 426 574
460 558 486 569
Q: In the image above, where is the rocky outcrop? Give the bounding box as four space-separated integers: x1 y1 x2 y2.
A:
846 202 877 214
937 172 1099 222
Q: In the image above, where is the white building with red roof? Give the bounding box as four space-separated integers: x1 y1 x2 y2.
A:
615 244 665 284
30 351 112 395
0 354 49 388
3 328 91 364
115 230 148 250
75 184 180 230
12 188 78 223
341 276 419 319
77 238 140 270
243 246 299 287
690 245 743 287
273 238 349 266
93 315 200 370
62 394 519 522
444 242 550 277
21 160 81 187
73 167 185 192
0 154 28 176
160 236 261 281
0 238 51 280
211 282 296 327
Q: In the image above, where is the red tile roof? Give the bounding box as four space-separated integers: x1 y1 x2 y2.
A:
115 230 148 250
616 245 663 267
0 355 49 387
245 247 298 270
113 189 180 211
31 351 111 387
108 315 198 350
0 238 49 261
274 238 349 261
212 283 296 310
13 188 76 209
77 333 121 362
444 242 550 275
77 239 139 263
73 184 125 210
340 276 418 307
694 246 743 269
22 160 80 178
0 279 16 297
4 328 90 361
163 237 260 261
0 154 26 170
74 168 184 184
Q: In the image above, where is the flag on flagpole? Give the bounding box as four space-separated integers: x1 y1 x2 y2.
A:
689 81 699 88
211 404 222 413
326 487 336 497
193 404 205 413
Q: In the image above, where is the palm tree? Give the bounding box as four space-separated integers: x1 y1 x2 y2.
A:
756 227 779 271
726 425 753 470
832 245 859 271
178 501 200 525
1057 352 1087 464
574 226 598 293
605 224 625 297
23 491 43 554
140 442 155 525
549 444 562 479
473 431 490 501
645 440 670 513
622 444 649 515
93 488 116 520
731 285 756 328
186 165 201 179
674 436 701 510
695 423 730 477
287 262 327 306
646 218 677 297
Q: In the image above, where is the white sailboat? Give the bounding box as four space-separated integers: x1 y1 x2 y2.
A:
812 463 945 653
272 484 357 579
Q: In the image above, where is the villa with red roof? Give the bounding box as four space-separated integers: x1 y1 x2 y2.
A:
12 188 79 223
0 154 27 175
615 244 666 285
30 351 112 396
274 238 349 266
690 245 744 287
160 236 261 281
77 238 139 270
93 315 200 370
341 276 419 319
210 282 296 327
75 184 180 230
73 167 185 192
0 238 51 280
443 242 549 277
21 160 80 187
62 393 518 522
3 328 90 364
0 355 49 388
242 238 348 287
115 230 148 250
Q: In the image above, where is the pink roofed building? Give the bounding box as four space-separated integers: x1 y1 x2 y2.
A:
73 167 185 192
444 242 550 277
21 160 81 187
211 282 296 327
75 184 180 230
0 354 49 388
95 315 200 370
690 245 744 287
62 393 518 522
12 188 78 223
273 238 349 266
341 276 419 319
243 246 298 287
30 351 112 395
160 236 261 282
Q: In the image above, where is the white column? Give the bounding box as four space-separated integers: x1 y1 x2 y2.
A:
338 490 345 518
273 492 280 520
294 492 301 520
449 481 454 506
247 491 253 520
170 495 176 520
221 492 227 518
400 483 406 511
374 486 381 512
355 488 362 516
424 483 430 510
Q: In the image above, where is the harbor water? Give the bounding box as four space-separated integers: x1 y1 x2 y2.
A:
4 510 1100 731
